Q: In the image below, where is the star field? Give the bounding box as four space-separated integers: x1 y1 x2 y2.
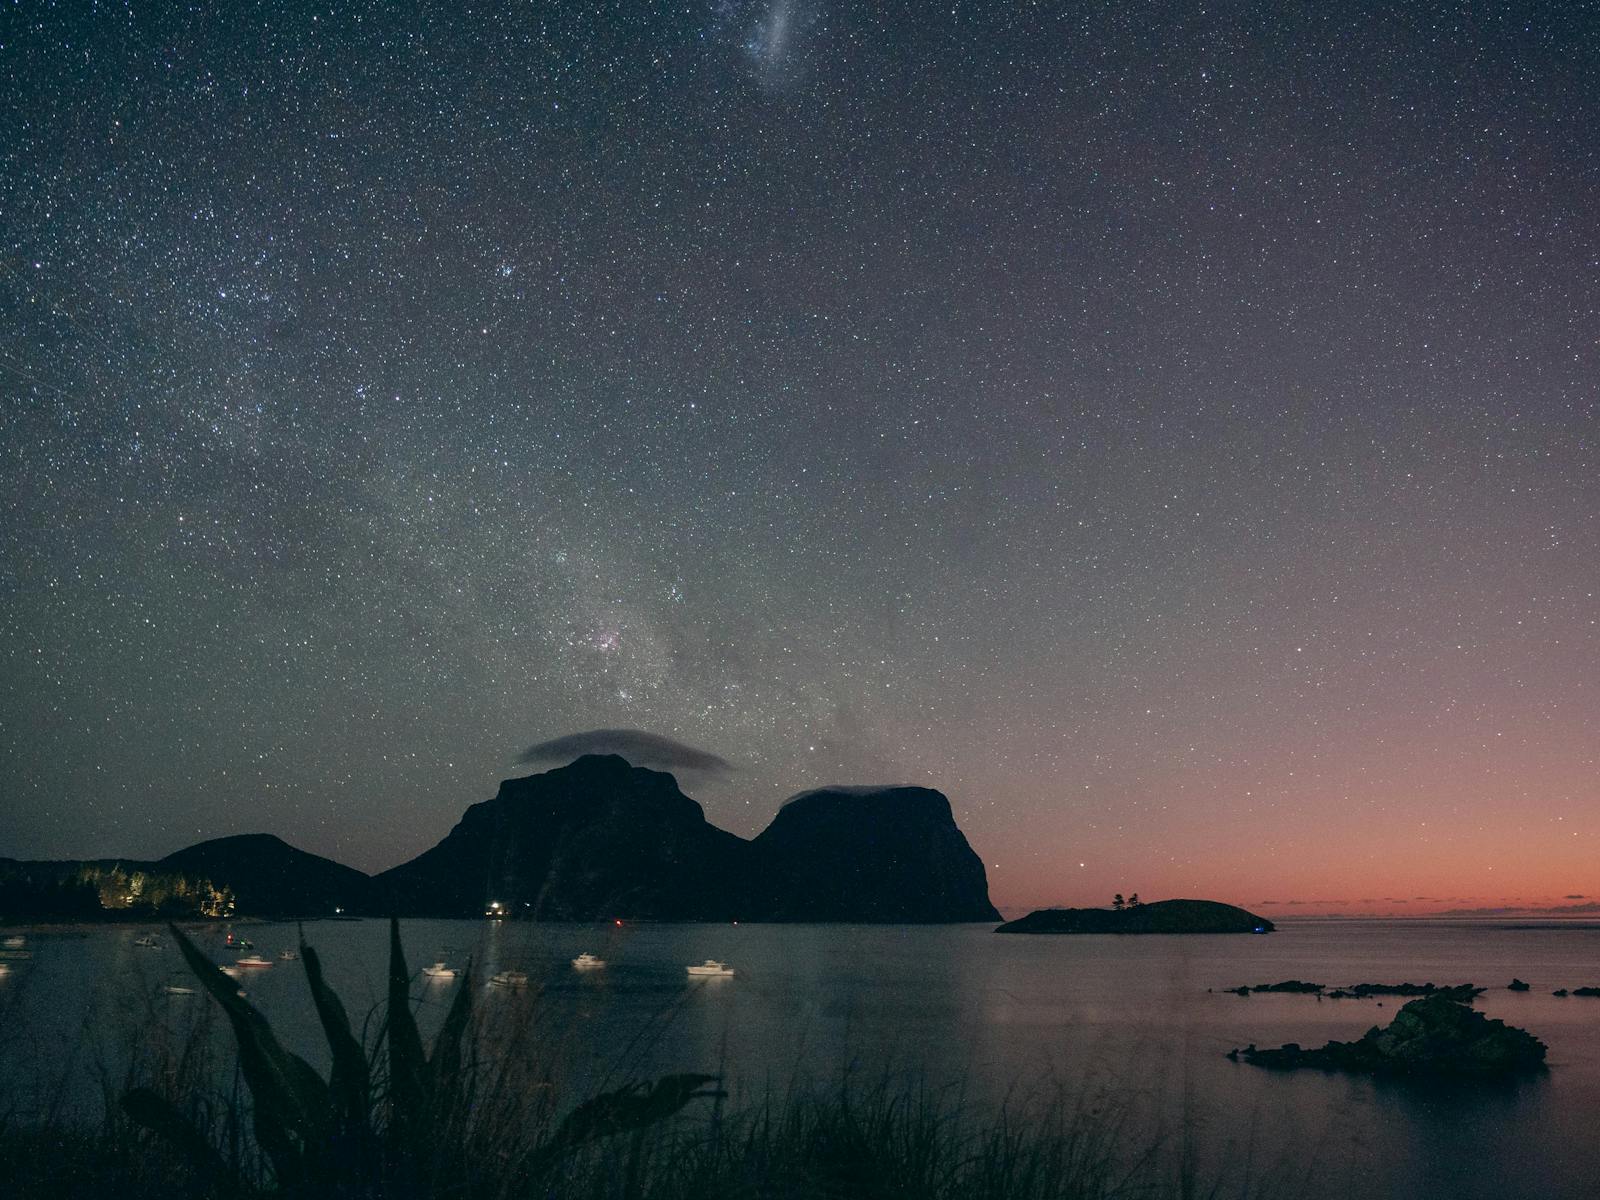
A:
1 1 1596 912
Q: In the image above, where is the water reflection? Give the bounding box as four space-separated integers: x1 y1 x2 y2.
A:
3 919 1600 1198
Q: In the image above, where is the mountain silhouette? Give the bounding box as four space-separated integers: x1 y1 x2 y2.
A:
374 756 998 922
160 834 370 917
10 756 1000 924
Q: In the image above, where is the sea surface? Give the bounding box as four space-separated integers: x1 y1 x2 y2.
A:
3 918 1599 1198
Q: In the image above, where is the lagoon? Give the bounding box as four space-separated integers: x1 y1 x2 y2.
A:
4 918 1599 1198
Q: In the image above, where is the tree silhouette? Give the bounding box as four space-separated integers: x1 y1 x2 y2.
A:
1128 893 1140 907
1112 893 1125 911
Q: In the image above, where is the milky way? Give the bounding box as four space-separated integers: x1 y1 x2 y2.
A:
1 1 1596 913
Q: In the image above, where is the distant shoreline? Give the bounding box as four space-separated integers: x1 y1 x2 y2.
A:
11 913 1600 935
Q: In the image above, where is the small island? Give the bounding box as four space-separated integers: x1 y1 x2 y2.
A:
996 898 1273 935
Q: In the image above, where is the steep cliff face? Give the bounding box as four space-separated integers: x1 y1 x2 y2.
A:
374 755 749 919
747 787 1001 922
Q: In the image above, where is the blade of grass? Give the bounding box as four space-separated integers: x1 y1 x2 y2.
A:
427 959 474 1102
385 916 426 1135
545 1073 725 1155
300 938 371 1129
166 923 331 1186
120 1086 241 1190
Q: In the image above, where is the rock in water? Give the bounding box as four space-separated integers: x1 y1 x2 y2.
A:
1230 994 1546 1077
996 899 1273 934
1325 982 1482 1001
1226 980 1324 995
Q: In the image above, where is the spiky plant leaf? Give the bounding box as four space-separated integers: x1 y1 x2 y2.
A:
427 959 474 1103
547 1073 725 1152
166 923 332 1186
385 916 427 1134
301 939 371 1129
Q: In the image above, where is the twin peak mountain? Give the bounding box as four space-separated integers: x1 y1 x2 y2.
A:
185 755 999 923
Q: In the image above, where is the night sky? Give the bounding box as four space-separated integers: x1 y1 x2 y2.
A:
3 1 1596 915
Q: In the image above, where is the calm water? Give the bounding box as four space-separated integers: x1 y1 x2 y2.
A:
4 918 1599 1198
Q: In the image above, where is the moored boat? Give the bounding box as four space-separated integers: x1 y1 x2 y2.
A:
686 959 734 978
423 961 461 979
489 969 529 988
278 949 298 961
235 954 272 968
572 952 605 970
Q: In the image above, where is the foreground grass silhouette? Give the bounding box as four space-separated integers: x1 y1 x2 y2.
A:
0 1090 1160 1200
0 921 1186 1199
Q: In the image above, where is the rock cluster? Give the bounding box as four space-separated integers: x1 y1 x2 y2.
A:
1222 980 1324 996
1324 982 1483 1001
1220 980 1482 1001
1228 994 1547 1077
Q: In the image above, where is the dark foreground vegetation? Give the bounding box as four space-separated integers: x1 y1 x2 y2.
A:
0 921 1188 1200
0 1091 1164 1200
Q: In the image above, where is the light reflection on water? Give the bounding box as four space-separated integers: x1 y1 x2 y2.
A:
3 918 1598 1198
